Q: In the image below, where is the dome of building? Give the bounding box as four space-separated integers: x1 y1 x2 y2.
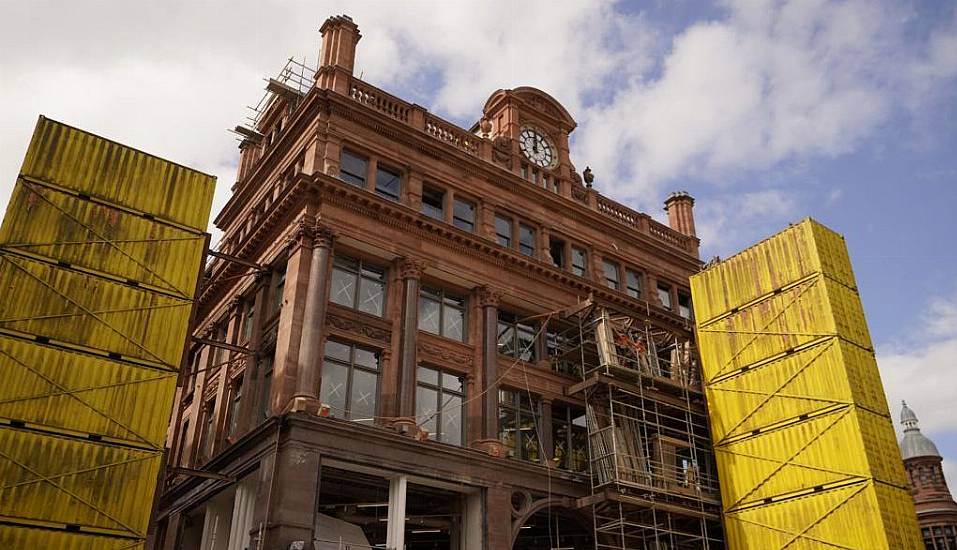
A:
900 401 941 460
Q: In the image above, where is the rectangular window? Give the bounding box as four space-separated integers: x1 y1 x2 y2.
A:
625 269 642 299
452 198 475 232
228 376 243 438
176 419 189 467
211 322 227 370
549 237 565 268
340 150 368 188
497 311 537 362
499 389 540 462
571 247 587 277
552 404 588 471
658 283 673 310
495 215 512 248
547 328 577 377
330 254 386 316
259 353 274 420
603 259 620 290
678 293 692 319
243 300 255 341
518 224 536 257
416 366 465 445
375 166 401 201
418 287 466 341
271 265 286 314
202 400 216 459
421 185 445 221
321 340 380 422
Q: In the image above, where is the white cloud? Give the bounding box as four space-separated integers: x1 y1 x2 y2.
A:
878 286 957 471
695 188 799 255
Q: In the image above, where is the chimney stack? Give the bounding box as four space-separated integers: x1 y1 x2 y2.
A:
317 15 361 94
664 191 696 238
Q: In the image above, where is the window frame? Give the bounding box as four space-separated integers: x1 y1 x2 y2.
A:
571 247 587 278
657 282 673 310
625 268 643 299
339 149 368 188
415 365 466 445
495 214 513 249
518 223 536 257
227 375 243 438
330 253 387 317
418 286 467 342
421 184 446 221
320 339 381 422
452 197 476 233
497 310 538 363
552 403 588 471
374 164 402 202
603 258 621 291
498 388 542 462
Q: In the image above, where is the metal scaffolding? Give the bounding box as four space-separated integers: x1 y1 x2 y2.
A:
558 303 724 549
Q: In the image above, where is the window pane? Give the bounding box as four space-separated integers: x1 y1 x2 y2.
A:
350 369 378 421
375 167 401 201
441 394 463 445
452 199 475 232
571 247 586 277
519 224 535 257
499 406 517 457
517 324 537 362
658 284 672 310
626 270 641 298
603 259 620 290
330 266 356 308
340 150 367 187
417 365 439 386
325 340 351 362
549 239 565 268
442 372 463 394
522 414 540 461
498 322 516 357
495 215 512 248
416 386 438 438
358 278 385 315
678 294 692 319
353 347 379 370
320 362 349 418
443 304 465 341
422 186 445 220
418 296 441 334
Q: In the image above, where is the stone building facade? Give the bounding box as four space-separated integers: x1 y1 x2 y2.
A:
900 402 957 549
150 15 719 550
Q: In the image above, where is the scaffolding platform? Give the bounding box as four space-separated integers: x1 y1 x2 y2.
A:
556 303 724 549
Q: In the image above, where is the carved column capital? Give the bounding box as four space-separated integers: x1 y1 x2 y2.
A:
254 269 272 286
229 296 245 312
396 256 427 280
285 214 319 251
314 223 336 249
476 285 502 308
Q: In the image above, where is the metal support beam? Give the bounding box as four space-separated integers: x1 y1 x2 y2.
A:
192 336 254 355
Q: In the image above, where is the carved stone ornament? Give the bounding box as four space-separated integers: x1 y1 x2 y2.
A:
396 256 427 279
476 285 502 308
492 136 512 169
419 341 473 365
328 312 390 343
285 214 318 250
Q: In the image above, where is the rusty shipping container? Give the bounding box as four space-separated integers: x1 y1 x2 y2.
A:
0 117 215 549
690 219 922 549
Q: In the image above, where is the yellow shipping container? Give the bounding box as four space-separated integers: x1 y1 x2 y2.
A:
0 117 214 548
691 219 921 549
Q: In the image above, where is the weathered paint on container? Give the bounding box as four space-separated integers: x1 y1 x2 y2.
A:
691 219 921 549
0 116 214 548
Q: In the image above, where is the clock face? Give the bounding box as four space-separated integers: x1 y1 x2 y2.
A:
519 127 555 168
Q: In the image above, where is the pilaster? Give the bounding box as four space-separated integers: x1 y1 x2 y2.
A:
393 256 426 432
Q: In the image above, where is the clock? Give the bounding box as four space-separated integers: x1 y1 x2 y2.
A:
519 127 555 168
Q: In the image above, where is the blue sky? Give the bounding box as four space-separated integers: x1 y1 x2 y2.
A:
1 0 955 481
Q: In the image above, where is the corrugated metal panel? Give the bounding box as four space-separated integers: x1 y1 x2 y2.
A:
0 116 214 548
691 219 921 549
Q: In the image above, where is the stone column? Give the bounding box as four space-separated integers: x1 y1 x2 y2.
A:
270 214 318 417
252 437 321 550
238 271 270 434
288 223 336 414
393 257 426 432
473 286 505 457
